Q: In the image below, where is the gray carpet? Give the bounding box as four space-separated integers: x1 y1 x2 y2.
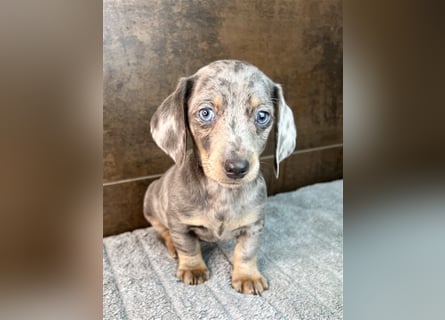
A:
103 180 343 320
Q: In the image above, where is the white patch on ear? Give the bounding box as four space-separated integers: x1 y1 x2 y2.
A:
150 77 191 164
274 84 297 178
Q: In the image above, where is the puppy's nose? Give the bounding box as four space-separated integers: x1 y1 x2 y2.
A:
224 159 249 179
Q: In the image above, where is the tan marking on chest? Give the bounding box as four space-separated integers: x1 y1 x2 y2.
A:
181 210 259 238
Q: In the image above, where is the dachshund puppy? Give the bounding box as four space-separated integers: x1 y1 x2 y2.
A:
144 60 296 295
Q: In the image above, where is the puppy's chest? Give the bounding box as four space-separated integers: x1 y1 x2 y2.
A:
181 193 260 242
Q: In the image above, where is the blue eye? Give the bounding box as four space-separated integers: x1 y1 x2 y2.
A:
255 110 271 126
198 107 215 122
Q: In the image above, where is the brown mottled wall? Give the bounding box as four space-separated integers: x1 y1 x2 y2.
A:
103 0 342 236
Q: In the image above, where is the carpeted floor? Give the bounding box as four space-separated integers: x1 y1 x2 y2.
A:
103 180 343 320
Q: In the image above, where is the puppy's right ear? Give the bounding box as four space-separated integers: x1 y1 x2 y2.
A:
150 77 194 164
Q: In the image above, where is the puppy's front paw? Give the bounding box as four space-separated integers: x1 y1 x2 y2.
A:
176 266 209 285
232 273 268 295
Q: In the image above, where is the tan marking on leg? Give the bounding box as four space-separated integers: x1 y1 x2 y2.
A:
176 241 209 285
146 216 177 258
231 241 268 295
161 229 177 258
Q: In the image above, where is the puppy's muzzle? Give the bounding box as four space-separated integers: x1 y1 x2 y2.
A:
224 159 249 179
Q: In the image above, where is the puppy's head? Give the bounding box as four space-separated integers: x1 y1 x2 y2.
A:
151 60 296 187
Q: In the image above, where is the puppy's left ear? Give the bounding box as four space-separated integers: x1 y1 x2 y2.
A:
150 77 194 164
273 84 297 178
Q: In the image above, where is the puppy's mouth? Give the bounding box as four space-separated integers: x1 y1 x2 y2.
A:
217 179 244 188
200 168 251 188
207 171 259 188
